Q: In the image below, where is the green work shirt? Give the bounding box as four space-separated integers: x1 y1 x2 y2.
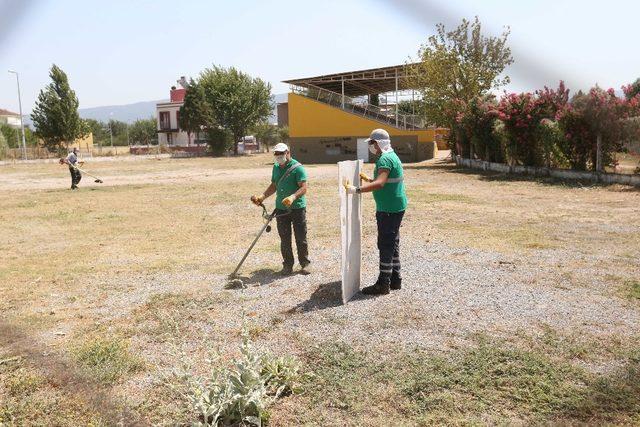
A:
373 150 407 213
271 159 307 210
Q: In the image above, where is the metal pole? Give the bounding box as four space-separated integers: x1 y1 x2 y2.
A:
341 77 345 109
230 210 276 278
8 70 27 160
395 69 399 127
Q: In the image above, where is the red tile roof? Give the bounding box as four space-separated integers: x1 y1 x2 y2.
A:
0 108 20 116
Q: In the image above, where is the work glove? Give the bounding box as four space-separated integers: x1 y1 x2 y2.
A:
282 195 296 207
251 194 264 206
359 172 373 183
343 179 357 195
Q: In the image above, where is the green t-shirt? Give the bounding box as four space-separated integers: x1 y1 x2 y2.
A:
373 151 407 213
271 159 307 210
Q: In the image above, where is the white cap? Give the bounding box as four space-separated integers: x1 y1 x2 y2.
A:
365 129 393 153
273 143 289 153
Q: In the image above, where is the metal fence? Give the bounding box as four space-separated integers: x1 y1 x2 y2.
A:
291 85 426 130
0 145 133 161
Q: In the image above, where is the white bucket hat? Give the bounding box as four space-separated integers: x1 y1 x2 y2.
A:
365 129 393 153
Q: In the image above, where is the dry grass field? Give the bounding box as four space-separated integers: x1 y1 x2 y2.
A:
1 153 639 425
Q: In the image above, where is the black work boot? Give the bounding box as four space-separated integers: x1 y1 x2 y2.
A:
362 278 390 295
279 265 293 276
300 260 311 274
390 273 402 290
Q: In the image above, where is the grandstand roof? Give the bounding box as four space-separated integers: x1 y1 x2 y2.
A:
283 63 419 97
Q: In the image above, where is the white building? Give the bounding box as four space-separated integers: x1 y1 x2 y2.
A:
0 108 21 128
156 77 203 146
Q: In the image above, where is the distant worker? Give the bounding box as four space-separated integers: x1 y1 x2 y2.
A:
60 147 83 190
251 143 310 275
345 129 407 295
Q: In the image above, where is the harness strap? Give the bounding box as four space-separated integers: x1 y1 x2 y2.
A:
386 177 404 183
276 163 302 189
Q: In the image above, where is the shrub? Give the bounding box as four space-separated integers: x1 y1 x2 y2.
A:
169 326 308 426
496 82 568 167
207 128 233 156
455 97 503 162
557 87 640 171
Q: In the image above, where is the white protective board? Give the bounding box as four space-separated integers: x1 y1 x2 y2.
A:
338 160 363 303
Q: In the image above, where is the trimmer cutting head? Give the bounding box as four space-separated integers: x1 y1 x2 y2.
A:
226 277 247 289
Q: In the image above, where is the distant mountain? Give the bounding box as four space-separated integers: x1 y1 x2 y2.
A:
23 93 289 127
78 100 164 124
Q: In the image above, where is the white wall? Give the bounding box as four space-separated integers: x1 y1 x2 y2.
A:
156 102 191 146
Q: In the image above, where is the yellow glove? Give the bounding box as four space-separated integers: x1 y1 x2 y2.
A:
343 179 357 194
251 194 264 206
283 195 296 207
359 172 372 183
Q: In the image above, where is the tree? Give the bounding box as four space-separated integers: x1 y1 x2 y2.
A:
409 17 513 146
179 79 213 145
206 127 233 156
199 66 273 154
107 119 129 146
277 125 289 146
558 87 637 171
397 99 425 117
0 131 8 158
31 64 87 153
624 78 640 100
250 122 279 152
0 124 19 148
129 118 157 145
84 119 110 146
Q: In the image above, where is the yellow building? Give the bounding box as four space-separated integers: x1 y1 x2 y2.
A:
282 64 442 163
66 133 94 151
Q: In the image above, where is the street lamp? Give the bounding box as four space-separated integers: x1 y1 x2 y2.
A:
7 70 27 160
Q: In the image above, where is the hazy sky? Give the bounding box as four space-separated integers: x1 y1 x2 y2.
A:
0 0 638 113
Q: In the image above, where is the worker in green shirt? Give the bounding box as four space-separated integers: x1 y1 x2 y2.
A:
345 129 407 295
251 143 310 275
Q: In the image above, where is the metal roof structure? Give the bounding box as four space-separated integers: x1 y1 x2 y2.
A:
283 63 419 97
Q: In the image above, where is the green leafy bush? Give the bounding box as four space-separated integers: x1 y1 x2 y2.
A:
170 327 307 426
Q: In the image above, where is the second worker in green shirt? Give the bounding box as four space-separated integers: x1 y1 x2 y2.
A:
251 143 310 275
345 129 407 295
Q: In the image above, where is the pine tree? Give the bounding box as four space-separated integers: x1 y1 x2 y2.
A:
31 64 87 153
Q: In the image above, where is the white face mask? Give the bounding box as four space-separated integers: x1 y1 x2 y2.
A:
369 144 378 155
275 154 287 165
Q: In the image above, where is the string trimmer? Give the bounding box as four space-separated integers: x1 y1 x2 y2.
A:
59 159 104 183
227 203 290 288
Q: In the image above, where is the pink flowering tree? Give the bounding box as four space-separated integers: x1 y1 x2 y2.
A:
455 96 503 161
496 82 569 166
557 86 640 171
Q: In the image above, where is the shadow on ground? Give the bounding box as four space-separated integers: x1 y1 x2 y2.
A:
0 321 138 425
287 281 343 313
230 268 310 288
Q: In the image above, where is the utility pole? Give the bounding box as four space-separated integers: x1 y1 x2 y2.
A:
109 112 114 148
8 70 27 160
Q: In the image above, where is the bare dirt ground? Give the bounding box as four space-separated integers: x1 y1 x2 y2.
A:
1 153 639 425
